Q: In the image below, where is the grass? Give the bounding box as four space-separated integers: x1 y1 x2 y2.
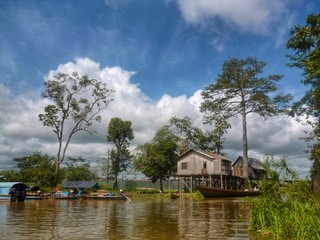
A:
249 179 320 239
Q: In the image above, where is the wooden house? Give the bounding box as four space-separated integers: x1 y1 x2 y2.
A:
232 156 267 179
176 149 235 192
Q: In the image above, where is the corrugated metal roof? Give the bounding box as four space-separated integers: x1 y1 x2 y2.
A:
248 157 265 170
62 181 98 189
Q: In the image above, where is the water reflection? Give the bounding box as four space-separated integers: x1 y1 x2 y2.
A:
0 197 253 239
178 198 250 239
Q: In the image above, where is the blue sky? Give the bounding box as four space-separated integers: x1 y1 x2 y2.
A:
1 0 315 99
0 0 318 178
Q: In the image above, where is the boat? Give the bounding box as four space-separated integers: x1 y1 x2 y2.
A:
53 195 78 200
81 194 126 200
197 185 261 198
170 193 180 200
52 191 78 199
26 195 45 200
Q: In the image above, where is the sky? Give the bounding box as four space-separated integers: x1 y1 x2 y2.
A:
0 0 318 178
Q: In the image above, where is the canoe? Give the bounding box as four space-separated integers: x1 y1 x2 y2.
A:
53 195 78 200
197 185 261 198
81 194 126 200
26 195 44 200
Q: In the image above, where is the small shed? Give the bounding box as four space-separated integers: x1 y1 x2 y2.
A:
62 180 99 189
232 156 267 179
0 182 28 201
176 149 233 192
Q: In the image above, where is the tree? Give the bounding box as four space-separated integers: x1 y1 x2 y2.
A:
134 125 178 192
262 155 298 182
13 152 60 186
64 156 96 181
0 170 20 182
38 72 114 184
168 116 228 154
286 13 320 196
168 116 206 154
203 116 231 155
200 57 293 178
106 117 134 189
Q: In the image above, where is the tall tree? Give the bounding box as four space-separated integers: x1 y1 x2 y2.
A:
106 117 134 189
13 152 59 186
134 125 178 192
38 72 114 184
286 13 320 196
200 57 293 178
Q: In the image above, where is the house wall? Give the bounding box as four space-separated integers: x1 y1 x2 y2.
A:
177 151 228 175
232 159 243 176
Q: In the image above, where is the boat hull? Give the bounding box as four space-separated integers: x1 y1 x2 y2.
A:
197 186 261 198
81 195 126 200
53 196 78 200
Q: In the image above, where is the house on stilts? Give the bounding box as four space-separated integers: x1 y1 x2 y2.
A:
175 150 267 192
176 149 246 192
232 156 267 180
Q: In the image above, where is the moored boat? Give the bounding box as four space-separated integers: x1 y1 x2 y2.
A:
197 185 261 198
81 194 126 200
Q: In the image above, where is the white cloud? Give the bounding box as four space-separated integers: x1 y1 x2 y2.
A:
0 58 311 178
176 0 288 34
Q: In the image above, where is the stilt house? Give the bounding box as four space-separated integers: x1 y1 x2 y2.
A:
232 156 267 179
176 149 237 192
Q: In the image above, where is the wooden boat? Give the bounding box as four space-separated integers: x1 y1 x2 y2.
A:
81 194 126 200
197 185 261 198
26 195 45 200
170 193 180 200
53 195 78 200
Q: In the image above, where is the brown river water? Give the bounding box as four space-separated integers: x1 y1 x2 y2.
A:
0 197 255 240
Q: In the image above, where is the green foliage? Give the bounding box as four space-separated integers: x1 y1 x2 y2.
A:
201 57 292 121
0 170 20 182
64 156 96 181
192 190 205 200
250 180 320 239
286 13 320 196
262 155 299 183
107 117 134 189
13 151 62 186
38 72 114 183
168 116 229 155
134 125 178 192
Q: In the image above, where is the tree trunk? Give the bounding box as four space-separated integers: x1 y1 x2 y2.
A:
159 179 163 193
313 164 320 197
113 175 118 190
53 160 59 187
241 111 249 178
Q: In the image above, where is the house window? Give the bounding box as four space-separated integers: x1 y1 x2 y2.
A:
181 162 188 170
203 161 207 169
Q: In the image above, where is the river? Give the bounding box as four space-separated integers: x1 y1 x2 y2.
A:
0 197 255 239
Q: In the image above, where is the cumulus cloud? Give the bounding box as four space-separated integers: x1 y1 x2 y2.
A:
177 0 288 34
0 58 311 177
176 0 294 51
